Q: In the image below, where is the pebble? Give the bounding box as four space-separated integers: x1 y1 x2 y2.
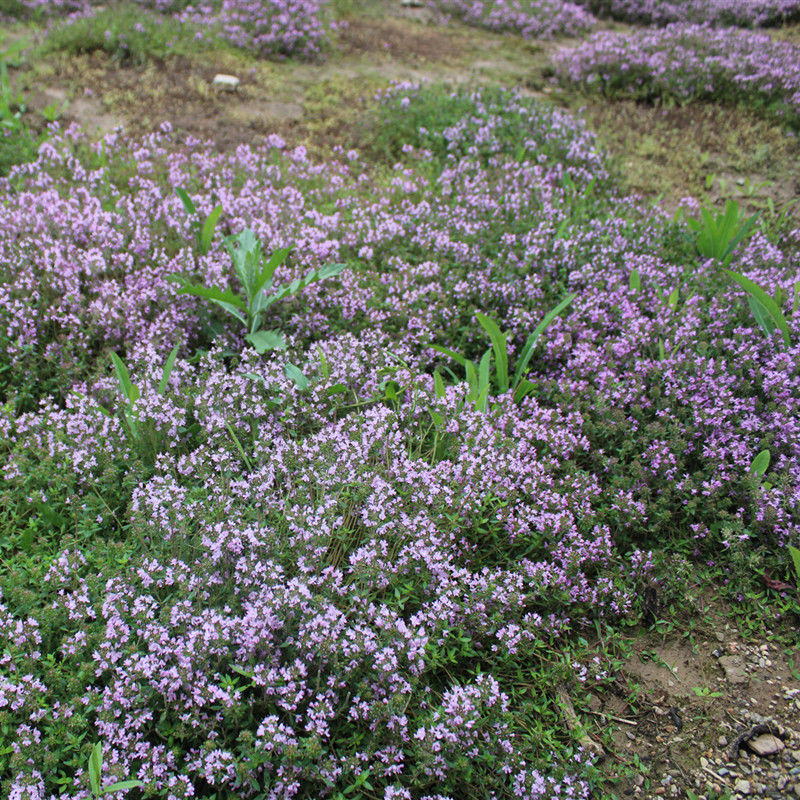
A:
718 654 749 684
212 74 240 91
733 778 751 794
747 734 785 756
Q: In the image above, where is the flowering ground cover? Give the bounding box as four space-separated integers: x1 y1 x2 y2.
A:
7 0 331 61
578 0 800 27
427 0 597 38
552 23 800 128
0 76 799 798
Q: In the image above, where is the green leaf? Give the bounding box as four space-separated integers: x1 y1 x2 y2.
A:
100 780 144 796
317 261 346 280
512 378 537 403
667 289 679 309
629 268 640 292
253 246 291 298
157 345 179 396
284 362 309 390
513 293 576 391
168 276 246 310
478 348 491 399
727 270 790 346
88 742 102 797
199 204 223 254
788 545 800 580
475 312 508 394
174 186 195 216
225 229 262 294
433 370 446 399
431 344 469 371
749 449 770 479
110 352 139 405
245 330 286 354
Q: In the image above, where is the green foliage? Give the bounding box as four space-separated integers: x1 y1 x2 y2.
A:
726 269 791 347
432 295 576 411
749 448 770 484
174 187 224 256
789 545 800 583
169 228 346 355
42 4 210 65
685 199 758 265
88 742 143 798
100 346 179 467
0 35 47 175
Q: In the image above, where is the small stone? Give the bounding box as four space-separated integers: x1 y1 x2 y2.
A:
212 74 240 91
733 778 751 795
700 757 709 769
719 735 729 747
718 655 748 684
792 750 800 762
747 734 785 756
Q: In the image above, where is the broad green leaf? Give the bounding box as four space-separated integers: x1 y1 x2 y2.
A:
211 300 247 328
157 345 179 396
658 339 666 361
513 293 576 390
793 280 800 314
788 545 800 580
478 349 491 399
727 270 790 346
433 370 446 399
749 449 770 479
429 410 445 429
167 276 246 310
89 743 102 797
465 360 479 399
199 205 223 254
318 347 330 380
629 268 640 292
318 261 346 280
747 295 776 337
174 186 195 216
226 229 261 293
476 313 508 394
512 379 537 404
475 384 489 413
110 352 139 405
253 247 291 298
431 344 469 371
100 780 144 796
667 289 679 309
245 330 286 354
284 362 309 390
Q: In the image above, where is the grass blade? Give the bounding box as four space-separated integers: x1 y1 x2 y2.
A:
513 293 576 390
199 204 223 254
110 352 139 405
174 186 195 216
157 345 179 396
475 312 508 394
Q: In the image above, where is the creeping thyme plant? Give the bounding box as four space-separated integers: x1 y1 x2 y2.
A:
0 46 799 800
